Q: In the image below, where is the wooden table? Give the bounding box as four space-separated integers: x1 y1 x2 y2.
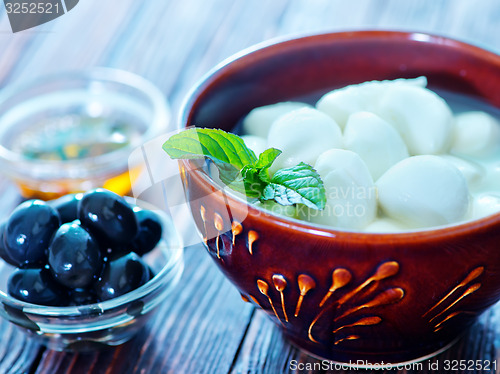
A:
1 1 500 373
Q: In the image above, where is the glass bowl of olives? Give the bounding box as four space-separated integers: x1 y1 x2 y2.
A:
0 189 183 352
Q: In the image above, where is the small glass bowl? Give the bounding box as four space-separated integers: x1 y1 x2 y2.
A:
0 68 170 200
0 199 183 352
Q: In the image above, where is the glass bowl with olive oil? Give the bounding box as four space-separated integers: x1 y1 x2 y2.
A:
0 68 170 199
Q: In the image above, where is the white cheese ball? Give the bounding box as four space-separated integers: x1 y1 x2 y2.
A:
240 135 267 156
437 155 485 188
316 77 427 129
344 112 409 180
479 164 500 192
267 107 342 173
377 155 469 228
242 102 311 138
376 85 454 155
470 193 500 220
316 86 369 129
298 149 376 230
365 218 412 233
451 111 500 157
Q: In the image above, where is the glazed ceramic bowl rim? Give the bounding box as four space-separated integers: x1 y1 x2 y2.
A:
0 67 171 179
0 198 183 318
179 30 500 243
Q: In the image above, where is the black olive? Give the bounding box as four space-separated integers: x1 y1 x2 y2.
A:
0 223 18 266
48 221 102 289
50 193 83 224
94 252 149 301
78 189 138 247
4 200 60 267
69 287 99 306
7 268 67 306
132 210 163 256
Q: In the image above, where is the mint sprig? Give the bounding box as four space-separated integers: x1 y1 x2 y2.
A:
162 128 257 187
162 128 326 210
239 148 282 197
262 162 326 210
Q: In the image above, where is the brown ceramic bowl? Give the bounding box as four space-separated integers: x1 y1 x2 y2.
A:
178 31 500 366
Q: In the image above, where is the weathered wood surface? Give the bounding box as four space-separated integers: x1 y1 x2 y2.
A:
1 0 500 373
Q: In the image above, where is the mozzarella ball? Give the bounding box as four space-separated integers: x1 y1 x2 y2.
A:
437 155 485 187
267 107 342 173
451 111 500 157
255 200 298 219
376 86 454 155
478 164 500 193
298 149 376 230
241 135 267 156
344 112 409 180
242 102 310 138
377 155 469 228
470 193 500 220
365 218 412 233
314 148 373 183
316 77 427 128
316 86 369 129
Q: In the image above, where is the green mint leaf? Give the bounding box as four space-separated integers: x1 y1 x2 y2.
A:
262 162 326 210
255 148 282 169
162 128 257 168
162 128 258 186
212 161 245 188
240 165 269 198
240 148 282 197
